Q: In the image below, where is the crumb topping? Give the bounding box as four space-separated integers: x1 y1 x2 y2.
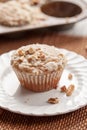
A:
11 44 67 75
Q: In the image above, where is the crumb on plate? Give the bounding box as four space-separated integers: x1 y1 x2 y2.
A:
68 73 73 80
66 84 75 96
60 85 67 92
47 97 59 104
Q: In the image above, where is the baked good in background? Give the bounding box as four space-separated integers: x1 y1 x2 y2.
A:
0 1 32 26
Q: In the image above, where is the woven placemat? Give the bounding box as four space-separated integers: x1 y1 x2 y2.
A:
0 31 87 130
0 106 87 130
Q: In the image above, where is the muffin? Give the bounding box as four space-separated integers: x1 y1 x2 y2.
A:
0 1 32 26
11 44 67 92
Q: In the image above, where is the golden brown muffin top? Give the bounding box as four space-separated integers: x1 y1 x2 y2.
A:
11 44 67 75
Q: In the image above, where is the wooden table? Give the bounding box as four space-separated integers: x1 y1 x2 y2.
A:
0 29 87 130
0 29 87 56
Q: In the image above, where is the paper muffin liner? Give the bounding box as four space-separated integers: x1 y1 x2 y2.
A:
13 68 63 92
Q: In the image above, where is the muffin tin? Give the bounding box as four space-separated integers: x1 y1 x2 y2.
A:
0 0 87 35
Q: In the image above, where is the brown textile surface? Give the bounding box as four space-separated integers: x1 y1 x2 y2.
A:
0 106 87 130
0 29 87 130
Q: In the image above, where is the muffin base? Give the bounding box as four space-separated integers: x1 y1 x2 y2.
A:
13 68 63 92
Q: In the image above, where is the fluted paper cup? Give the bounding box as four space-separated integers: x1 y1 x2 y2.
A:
13 67 64 92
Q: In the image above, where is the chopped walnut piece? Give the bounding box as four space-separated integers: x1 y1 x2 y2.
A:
17 58 23 63
30 0 40 5
40 54 46 61
18 50 24 56
66 84 75 96
38 52 46 61
27 57 32 63
47 97 59 104
68 73 73 80
27 56 36 63
28 47 35 55
58 54 64 58
61 85 67 93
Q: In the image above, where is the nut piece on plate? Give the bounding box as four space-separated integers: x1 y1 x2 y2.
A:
66 84 75 96
60 84 75 96
47 98 59 104
68 73 73 80
60 85 67 92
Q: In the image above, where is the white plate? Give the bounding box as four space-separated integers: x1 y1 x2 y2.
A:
0 49 87 116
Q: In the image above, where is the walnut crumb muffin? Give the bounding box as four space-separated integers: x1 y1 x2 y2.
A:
11 44 67 92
